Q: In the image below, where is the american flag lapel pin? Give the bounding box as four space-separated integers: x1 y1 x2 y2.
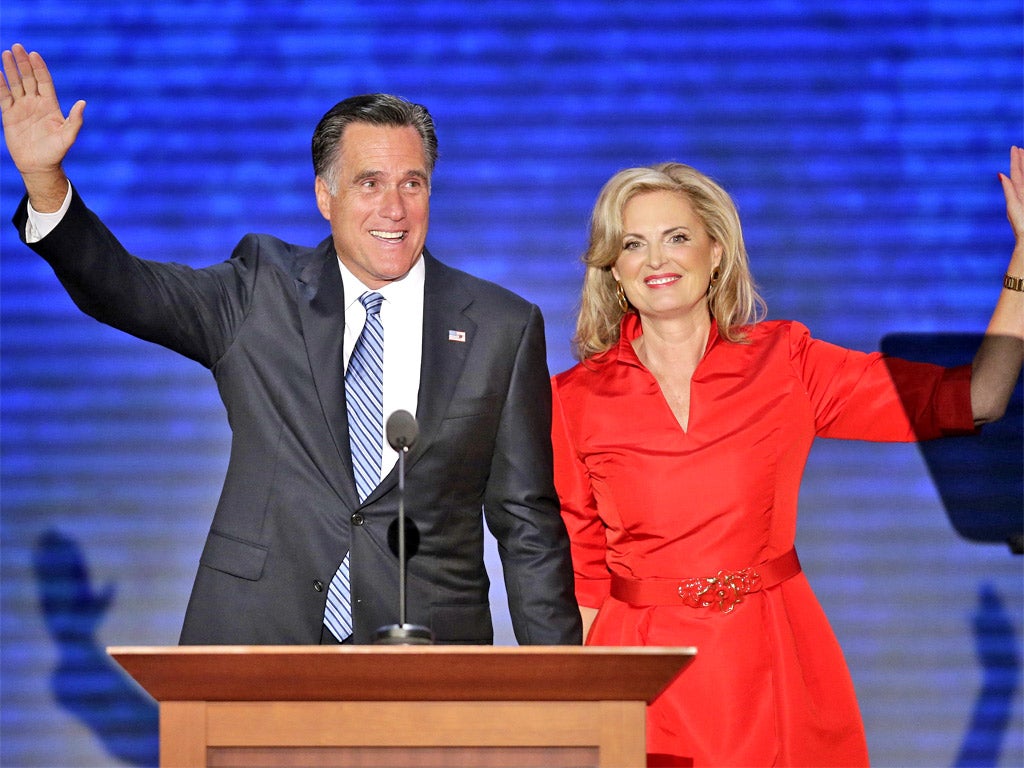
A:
448 329 466 343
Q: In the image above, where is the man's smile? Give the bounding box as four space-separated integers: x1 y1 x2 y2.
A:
370 229 407 241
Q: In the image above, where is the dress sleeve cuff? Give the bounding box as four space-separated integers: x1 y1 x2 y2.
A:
935 364 978 435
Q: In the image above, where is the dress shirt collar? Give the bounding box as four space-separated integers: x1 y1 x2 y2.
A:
337 252 427 310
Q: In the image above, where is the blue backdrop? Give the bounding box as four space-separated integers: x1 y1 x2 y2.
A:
1 1 1021 765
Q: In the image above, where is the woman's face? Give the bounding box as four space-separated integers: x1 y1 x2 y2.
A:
611 190 722 322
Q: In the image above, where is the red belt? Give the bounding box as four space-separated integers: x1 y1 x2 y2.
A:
610 547 802 614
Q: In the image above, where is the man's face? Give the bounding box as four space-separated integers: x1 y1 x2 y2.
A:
315 122 430 289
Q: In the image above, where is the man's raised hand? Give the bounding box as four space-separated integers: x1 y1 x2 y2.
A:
1 44 84 211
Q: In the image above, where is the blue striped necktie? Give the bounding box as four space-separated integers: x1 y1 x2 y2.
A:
325 291 384 642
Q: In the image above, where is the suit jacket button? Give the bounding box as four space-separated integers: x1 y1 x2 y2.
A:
351 513 364 526
313 580 324 592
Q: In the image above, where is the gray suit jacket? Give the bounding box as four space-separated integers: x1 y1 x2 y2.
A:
16 189 582 645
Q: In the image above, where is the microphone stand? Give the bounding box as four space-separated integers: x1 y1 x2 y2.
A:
373 413 433 645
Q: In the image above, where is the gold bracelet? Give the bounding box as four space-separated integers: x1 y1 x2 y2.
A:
1004 274 1024 292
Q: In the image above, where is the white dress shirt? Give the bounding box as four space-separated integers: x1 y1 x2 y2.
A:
337 257 424 480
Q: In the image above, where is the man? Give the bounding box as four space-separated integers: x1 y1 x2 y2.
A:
1 44 582 645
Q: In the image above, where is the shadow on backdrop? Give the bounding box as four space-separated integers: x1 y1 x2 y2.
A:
33 529 158 767
884 333 1023 767
953 583 1022 767
882 333 1023 554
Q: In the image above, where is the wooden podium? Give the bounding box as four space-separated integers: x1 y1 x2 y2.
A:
109 645 695 768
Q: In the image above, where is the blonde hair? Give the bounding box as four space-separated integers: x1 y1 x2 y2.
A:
572 162 766 360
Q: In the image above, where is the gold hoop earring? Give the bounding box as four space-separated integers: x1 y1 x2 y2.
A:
709 267 721 289
615 282 629 313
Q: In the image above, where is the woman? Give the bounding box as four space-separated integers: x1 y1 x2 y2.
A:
551 148 1023 766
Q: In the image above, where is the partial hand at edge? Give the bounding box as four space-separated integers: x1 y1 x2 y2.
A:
999 145 1024 243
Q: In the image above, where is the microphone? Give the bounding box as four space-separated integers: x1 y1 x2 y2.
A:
373 410 434 645
385 408 419 451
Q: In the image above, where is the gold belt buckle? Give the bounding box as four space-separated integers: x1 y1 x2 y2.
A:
677 567 763 613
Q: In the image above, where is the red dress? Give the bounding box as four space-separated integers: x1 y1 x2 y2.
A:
551 314 975 767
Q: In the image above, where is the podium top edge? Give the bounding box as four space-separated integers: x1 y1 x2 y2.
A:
106 645 696 703
107 644 697 656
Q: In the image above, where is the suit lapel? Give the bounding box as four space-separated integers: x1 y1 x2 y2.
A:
408 252 476 476
295 240 359 508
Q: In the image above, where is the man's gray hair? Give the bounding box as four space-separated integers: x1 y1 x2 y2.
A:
311 93 438 192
